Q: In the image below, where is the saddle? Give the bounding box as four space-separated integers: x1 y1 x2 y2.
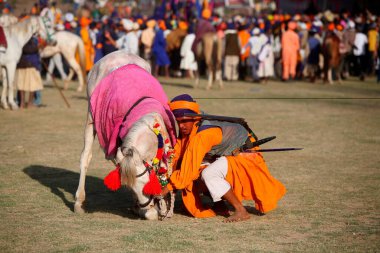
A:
0 26 7 52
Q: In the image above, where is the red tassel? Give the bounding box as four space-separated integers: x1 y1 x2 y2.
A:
143 170 162 195
153 123 160 128
158 167 167 174
104 166 121 191
165 138 170 144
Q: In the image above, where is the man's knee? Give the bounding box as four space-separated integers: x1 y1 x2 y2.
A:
201 167 214 182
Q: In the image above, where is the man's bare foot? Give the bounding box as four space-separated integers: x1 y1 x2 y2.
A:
223 210 250 223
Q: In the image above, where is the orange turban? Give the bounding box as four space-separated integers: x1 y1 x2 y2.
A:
179 21 188 30
202 8 211 19
328 23 335 31
169 94 201 118
80 17 92 27
158 20 166 30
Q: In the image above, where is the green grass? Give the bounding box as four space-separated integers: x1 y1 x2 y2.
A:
0 77 379 252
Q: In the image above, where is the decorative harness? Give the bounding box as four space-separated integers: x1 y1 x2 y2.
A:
40 16 55 44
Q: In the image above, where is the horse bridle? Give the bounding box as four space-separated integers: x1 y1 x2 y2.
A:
40 16 55 43
135 164 154 208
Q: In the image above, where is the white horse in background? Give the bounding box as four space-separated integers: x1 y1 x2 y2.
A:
0 16 55 109
40 31 86 92
75 51 176 220
0 13 18 27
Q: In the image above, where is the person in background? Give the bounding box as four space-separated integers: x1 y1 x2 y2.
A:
109 19 139 55
179 24 197 78
281 21 300 82
89 21 103 63
237 23 251 80
102 18 118 56
79 16 95 73
353 25 368 81
224 21 240 81
367 23 378 75
166 20 188 77
306 28 321 83
152 20 171 77
15 34 43 108
241 28 261 82
141 19 156 65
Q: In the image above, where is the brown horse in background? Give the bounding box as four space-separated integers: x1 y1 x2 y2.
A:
322 32 341 84
194 32 223 90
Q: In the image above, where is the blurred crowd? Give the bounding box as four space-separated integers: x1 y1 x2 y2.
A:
1 0 380 108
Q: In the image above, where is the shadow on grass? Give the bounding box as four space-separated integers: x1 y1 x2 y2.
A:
23 165 140 219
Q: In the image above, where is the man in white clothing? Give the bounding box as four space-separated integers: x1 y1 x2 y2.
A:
115 19 139 55
353 26 368 81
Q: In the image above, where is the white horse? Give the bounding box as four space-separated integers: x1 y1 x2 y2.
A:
0 13 18 27
40 31 86 92
0 16 55 109
74 51 176 220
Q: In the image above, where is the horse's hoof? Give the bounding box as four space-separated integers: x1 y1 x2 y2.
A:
1 102 9 110
74 202 85 214
206 85 211 90
10 103 19 110
76 87 83 92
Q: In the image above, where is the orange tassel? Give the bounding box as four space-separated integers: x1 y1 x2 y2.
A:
104 166 121 191
143 170 162 195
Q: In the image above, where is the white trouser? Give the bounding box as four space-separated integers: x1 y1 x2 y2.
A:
201 156 231 202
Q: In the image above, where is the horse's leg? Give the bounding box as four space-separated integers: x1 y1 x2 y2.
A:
46 58 55 82
216 38 224 89
53 54 68 80
75 111 96 213
1 67 9 109
328 68 333 84
66 58 84 92
6 63 18 110
204 36 214 90
63 69 75 90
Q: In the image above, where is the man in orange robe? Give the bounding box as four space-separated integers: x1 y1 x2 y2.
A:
281 21 299 81
80 17 94 72
160 94 286 222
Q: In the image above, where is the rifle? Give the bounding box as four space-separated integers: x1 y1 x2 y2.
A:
183 113 302 155
183 113 258 140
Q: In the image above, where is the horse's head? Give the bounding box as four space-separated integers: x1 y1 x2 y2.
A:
34 16 56 46
116 113 174 220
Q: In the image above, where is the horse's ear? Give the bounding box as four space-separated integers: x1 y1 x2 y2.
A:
116 147 124 163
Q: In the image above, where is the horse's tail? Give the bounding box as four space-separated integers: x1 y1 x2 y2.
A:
119 147 141 187
76 38 87 82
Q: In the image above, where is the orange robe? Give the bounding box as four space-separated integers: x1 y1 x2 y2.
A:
167 122 286 218
281 29 299 79
238 29 251 62
80 27 94 72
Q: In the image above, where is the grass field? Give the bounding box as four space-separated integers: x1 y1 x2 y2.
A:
0 76 379 252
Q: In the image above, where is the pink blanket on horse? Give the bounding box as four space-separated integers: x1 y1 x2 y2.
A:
90 64 176 159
